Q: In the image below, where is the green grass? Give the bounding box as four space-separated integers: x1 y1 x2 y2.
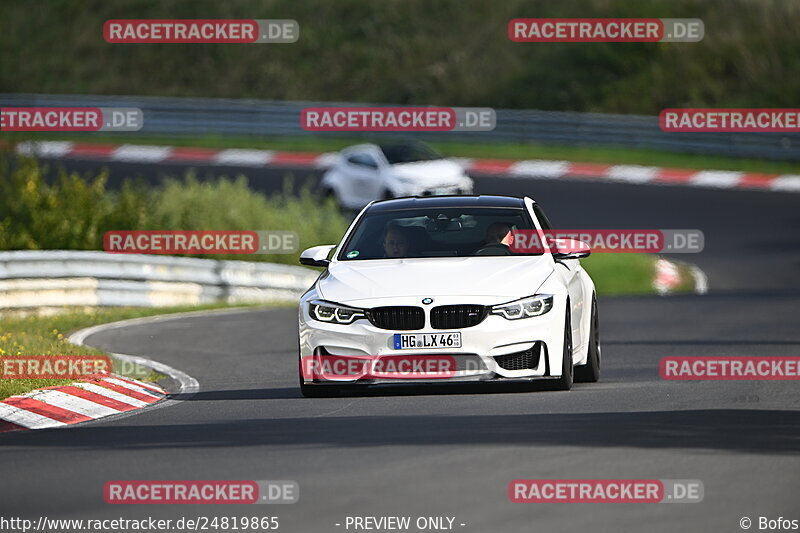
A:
5 132 798 175
0 302 284 400
584 253 698 296
584 254 656 296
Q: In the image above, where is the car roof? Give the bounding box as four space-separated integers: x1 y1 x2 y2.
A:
376 139 430 149
341 143 378 153
366 195 528 212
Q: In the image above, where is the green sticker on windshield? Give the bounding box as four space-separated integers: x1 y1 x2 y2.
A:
346 250 360 258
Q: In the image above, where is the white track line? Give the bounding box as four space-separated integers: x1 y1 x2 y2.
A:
66 308 232 425
112 376 166 395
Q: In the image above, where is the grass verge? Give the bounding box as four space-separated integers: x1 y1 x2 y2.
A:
585 253 677 296
583 254 655 296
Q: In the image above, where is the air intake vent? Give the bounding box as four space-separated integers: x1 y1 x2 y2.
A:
367 306 425 330
493 343 542 371
430 305 488 329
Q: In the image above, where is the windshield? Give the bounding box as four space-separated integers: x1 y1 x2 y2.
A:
379 142 443 164
338 207 541 260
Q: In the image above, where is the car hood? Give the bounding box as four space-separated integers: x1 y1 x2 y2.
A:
318 256 554 305
388 159 466 185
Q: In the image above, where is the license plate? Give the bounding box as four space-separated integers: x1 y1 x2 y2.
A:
393 332 461 350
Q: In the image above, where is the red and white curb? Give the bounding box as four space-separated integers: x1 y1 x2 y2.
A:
653 257 708 295
0 312 202 435
15 141 800 193
0 375 166 433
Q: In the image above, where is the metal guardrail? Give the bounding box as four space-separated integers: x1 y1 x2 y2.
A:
2 93 799 161
0 251 318 308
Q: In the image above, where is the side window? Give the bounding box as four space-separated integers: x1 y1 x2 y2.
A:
531 203 553 230
346 153 379 169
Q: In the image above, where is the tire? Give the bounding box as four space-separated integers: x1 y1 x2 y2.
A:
555 308 574 391
300 383 341 398
299 356 342 397
382 189 394 200
575 295 601 383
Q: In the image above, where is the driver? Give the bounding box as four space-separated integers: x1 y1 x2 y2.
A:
474 222 514 255
382 225 410 258
485 222 513 247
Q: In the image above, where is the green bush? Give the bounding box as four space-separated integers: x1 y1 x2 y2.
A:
149 174 350 263
0 157 115 250
0 155 349 265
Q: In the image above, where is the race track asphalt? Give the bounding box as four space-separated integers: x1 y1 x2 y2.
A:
2 156 799 533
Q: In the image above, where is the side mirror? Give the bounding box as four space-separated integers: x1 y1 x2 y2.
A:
299 245 336 267
551 238 591 260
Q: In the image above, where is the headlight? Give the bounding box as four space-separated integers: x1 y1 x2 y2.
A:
490 294 553 320
309 300 365 324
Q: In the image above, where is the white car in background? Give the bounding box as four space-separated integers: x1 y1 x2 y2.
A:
320 141 474 209
297 195 601 397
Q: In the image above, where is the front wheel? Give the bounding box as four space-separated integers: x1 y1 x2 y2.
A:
299 356 342 397
300 383 342 398
575 295 601 383
555 309 574 391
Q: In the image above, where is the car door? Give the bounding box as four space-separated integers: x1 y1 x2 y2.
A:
342 151 381 206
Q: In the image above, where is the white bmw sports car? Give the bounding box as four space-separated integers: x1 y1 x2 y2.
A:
319 141 474 210
297 195 600 397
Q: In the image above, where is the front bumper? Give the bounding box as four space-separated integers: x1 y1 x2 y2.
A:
298 294 566 385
